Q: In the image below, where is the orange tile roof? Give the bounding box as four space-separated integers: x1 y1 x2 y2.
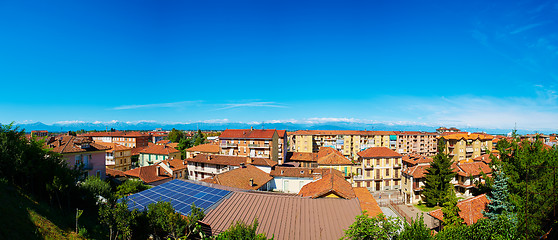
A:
454 162 492 177
317 147 345 158
291 130 395 136
317 152 353 165
472 153 498 164
298 173 356 199
47 135 109 154
428 194 490 225
156 139 171 144
131 145 149 156
402 154 433 165
438 133 494 141
288 152 318 162
219 129 277 139
188 154 277 167
123 164 172 184
185 143 220 153
353 187 383 217
139 144 180 155
94 142 132 152
167 142 179 148
402 165 430 179
270 167 343 178
358 147 402 158
202 165 273 190
106 167 126 178
162 158 188 171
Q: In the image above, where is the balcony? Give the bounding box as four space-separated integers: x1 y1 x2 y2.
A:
106 160 115 166
353 175 365 181
466 147 474 153
248 144 270 148
364 165 374 169
393 163 401 168
220 143 238 148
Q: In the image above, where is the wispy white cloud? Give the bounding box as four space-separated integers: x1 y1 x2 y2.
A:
54 120 86 125
112 101 200 110
216 101 287 110
510 21 551 35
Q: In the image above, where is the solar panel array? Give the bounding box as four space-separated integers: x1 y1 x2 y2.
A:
124 179 231 215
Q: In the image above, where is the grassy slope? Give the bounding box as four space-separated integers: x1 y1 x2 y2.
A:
0 182 84 240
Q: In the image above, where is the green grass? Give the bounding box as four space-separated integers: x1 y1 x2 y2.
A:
414 204 441 212
0 182 104 240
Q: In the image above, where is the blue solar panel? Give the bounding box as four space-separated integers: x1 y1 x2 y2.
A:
122 180 231 215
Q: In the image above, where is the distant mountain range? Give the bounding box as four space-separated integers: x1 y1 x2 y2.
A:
8 120 533 135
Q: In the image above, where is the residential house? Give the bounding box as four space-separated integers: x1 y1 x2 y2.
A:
316 147 356 179
31 130 49 137
184 143 220 159
451 161 492 197
162 158 189 180
80 131 150 148
123 162 173 185
401 155 433 204
95 142 132 171
286 152 318 168
202 165 273 191
186 154 277 181
298 172 356 199
218 128 287 164
289 130 397 160
436 127 461 134
429 194 490 228
393 131 437 156
148 131 168 143
47 135 108 179
355 147 402 191
139 143 181 167
438 133 494 161
269 167 343 193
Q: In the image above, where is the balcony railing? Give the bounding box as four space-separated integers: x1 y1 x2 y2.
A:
466 147 474 153
353 175 365 180
248 144 270 148
220 143 238 148
364 165 374 169
106 160 115 166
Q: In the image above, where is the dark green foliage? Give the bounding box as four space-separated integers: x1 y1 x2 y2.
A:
99 201 138 240
80 176 112 204
214 218 272 240
168 128 185 143
115 179 150 198
441 187 463 227
398 214 433 240
177 130 206 157
422 141 455 207
342 212 400 240
483 170 514 221
434 216 519 240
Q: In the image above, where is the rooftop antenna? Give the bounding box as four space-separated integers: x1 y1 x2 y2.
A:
261 121 265 129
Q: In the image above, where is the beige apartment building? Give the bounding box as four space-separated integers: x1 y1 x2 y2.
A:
355 147 402 191
218 128 287 164
438 133 493 161
289 130 397 160
95 142 133 171
80 131 150 148
394 131 438 156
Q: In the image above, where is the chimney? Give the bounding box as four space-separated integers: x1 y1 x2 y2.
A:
156 166 161 176
249 178 254 186
246 157 252 164
207 155 211 161
250 126 253 131
309 169 312 174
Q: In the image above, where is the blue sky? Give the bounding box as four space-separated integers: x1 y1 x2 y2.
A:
1 0 558 131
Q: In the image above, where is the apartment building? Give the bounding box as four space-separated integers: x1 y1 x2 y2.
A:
187 154 278 181
290 130 397 160
451 161 492 197
80 131 150 148
95 142 132 171
184 143 220 159
401 155 433 204
218 128 287 164
355 147 402 191
47 135 108 179
394 131 437 156
438 133 494 161
316 147 356 178
138 144 181 167
287 152 318 168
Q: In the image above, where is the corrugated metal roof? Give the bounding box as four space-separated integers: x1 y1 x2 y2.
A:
202 191 361 240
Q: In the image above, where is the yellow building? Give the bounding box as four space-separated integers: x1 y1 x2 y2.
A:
316 147 357 178
290 130 397 160
355 147 402 191
438 133 493 161
95 142 133 171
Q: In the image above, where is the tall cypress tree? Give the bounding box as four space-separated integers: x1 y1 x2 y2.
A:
422 140 456 207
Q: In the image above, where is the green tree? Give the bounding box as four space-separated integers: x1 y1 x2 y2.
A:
342 212 400 240
168 128 185 143
99 201 138 240
441 187 463 227
116 179 150 198
146 201 188 239
483 170 514 221
193 129 206 146
398 215 432 240
422 140 456 207
80 176 112 204
214 218 272 240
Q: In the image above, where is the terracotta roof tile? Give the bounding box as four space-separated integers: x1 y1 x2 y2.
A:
162 158 188 171
402 154 433 165
402 165 430 179
454 162 492 177
270 167 343 178
47 135 109 154
202 165 273 190
188 154 277 167
139 144 180 155
123 164 172 184
428 194 490 225
94 142 132 152
353 187 383 217
219 129 277 139
298 173 356 199
106 167 126 178
438 133 494 141
317 152 353 165
288 152 318 162
357 147 402 158
185 143 220 153
131 146 149 156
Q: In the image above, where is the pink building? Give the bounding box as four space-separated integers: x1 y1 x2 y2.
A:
47 135 109 179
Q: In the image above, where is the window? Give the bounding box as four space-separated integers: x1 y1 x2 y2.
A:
386 158 390 165
96 170 101 178
376 159 380 166
385 169 389 176
366 170 370 177
385 180 390 186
